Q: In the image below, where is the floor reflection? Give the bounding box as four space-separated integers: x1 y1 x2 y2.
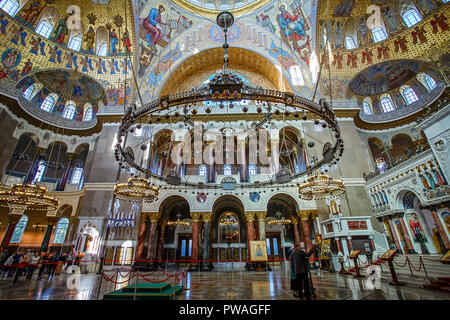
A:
0 266 449 300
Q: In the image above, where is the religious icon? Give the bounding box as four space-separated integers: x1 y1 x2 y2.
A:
250 240 268 262
141 4 167 48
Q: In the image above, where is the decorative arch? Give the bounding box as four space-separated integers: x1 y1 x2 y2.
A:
396 0 422 28
344 18 358 50
391 133 415 161
52 217 70 244
35 6 59 35
264 192 301 214
399 85 419 105
416 72 437 92
96 26 108 56
67 26 84 51
22 82 43 100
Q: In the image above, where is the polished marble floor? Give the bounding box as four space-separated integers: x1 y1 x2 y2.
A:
0 264 449 300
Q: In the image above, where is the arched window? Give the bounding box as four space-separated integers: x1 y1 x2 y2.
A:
402 8 422 27
399 85 419 105
344 19 358 50
35 20 54 39
223 164 232 176
97 43 107 57
63 101 76 119
22 85 34 100
10 215 28 244
345 36 357 50
67 36 82 51
40 95 56 112
96 27 108 56
0 0 19 16
417 73 437 92
380 94 396 113
248 164 257 175
70 166 83 184
32 160 46 184
83 105 93 121
371 27 387 43
198 165 207 176
22 83 42 100
362 97 373 115
289 65 304 86
52 218 69 244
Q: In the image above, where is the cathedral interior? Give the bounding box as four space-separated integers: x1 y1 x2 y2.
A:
0 0 449 301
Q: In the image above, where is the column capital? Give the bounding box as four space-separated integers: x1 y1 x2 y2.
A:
290 216 299 224
146 212 160 223
140 212 148 221
190 212 202 222
346 236 352 240
9 204 27 216
201 212 212 222
255 212 266 220
298 210 310 221
310 210 319 220
244 212 255 222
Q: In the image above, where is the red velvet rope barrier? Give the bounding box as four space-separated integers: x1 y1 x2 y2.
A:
393 258 409 267
102 272 136 284
407 258 423 272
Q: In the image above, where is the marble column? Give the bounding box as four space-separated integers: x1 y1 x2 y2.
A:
0 212 23 249
201 212 212 271
299 211 312 251
346 236 353 251
335 237 341 253
256 212 266 241
190 212 201 270
136 212 148 259
399 217 415 253
431 207 450 249
245 212 255 259
40 217 59 252
388 218 403 253
58 153 74 191
156 219 166 264
145 212 160 262
237 139 247 182
291 217 301 246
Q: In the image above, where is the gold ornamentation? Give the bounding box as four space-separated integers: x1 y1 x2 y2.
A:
256 212 266 220
114 177 159 202
0 184 59 212
297 174 346 200
244 212 255 222
202 212 212 222
298 211 310 221
147 212 160 223
190 212 202 222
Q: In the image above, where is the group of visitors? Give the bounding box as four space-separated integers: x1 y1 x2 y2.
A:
288 243 316 300
0 247 81 282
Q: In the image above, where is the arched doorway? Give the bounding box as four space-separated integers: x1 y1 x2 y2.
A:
211 195 245 266
266 194 298 264
159 195 191 265
398 191 438 254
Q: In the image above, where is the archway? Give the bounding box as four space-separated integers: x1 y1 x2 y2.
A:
159 195 191 264
397 190 438 254
266 193 299 263
211 195 246 263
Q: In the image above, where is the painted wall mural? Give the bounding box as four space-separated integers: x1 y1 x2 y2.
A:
0 0 136 107
136 0 318 104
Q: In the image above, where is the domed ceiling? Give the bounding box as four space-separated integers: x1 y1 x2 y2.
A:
349 60 422 96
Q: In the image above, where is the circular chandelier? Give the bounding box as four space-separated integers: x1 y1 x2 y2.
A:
167 213 190 227
115 11 344 190
297 174 345 201
113 177 159 202
0 184 59 212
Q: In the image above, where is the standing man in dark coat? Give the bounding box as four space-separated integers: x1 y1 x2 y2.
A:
290 243 315 299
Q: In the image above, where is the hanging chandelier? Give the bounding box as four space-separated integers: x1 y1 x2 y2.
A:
114 11 344 190
297 174 345 201
32 223 47 231
0 184 59 212
167 213 190 227
268 211 292 225
113 176 159 202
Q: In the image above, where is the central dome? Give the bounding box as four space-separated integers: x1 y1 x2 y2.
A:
171 0 272 17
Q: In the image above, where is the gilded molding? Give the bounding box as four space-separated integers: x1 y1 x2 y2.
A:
256 212 267 220
201 212 213 222
190 212 202 221
244 212 256 222
147 212 160 223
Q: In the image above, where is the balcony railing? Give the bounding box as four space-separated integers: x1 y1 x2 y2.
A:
364 145 430 182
